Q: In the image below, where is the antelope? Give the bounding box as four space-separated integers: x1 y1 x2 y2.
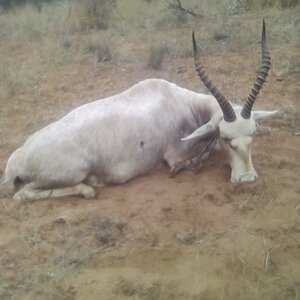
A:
0 20 276 201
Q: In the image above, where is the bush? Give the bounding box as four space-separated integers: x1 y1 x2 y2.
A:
80 0 117 30
147 45 169 70
87 40 112 62
249 0 300 8
0 0 60 11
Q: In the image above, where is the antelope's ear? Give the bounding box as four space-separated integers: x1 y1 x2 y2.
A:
181 114 221 141
252 110 278 122
181 124 215 141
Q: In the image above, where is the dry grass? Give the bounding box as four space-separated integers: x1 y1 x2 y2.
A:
0 1 299 299
0 213 125 300
0 1 299 99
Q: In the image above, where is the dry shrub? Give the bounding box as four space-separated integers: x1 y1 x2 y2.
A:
0 60 32 98
147 45 169 70
280 0 300 6
87 40 112 62
96 43 112 62
110 0 166 31
71 0 117 31
0 2 75 42
114 278 161 299
249 0 300 8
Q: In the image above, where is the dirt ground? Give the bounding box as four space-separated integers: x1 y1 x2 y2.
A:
0 3 300 300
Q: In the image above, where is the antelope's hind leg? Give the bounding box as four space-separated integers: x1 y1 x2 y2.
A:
13 182 96 202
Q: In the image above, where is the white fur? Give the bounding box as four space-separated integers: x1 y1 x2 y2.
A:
183 106 277 183
0 79 277 200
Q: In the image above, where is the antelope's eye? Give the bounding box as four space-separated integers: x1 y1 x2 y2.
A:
223 137 231 144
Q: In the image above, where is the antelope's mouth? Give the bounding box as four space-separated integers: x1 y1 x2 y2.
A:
231 172 258 183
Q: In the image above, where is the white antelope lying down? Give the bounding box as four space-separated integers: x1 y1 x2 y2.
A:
0 21 277 201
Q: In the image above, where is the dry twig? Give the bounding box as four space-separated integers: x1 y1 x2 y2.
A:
262 235 271 272
167 0 203 18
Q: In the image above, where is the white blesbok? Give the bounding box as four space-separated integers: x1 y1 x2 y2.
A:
0 20 277 201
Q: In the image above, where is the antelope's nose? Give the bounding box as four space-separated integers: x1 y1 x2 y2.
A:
239 173 258 183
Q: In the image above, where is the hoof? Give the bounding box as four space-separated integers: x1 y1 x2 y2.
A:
82 187 96 200
13 192 27 202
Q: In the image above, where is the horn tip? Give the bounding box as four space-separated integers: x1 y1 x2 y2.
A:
192 30 200 60
262 19 266 40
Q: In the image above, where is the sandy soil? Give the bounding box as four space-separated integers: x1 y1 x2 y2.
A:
0 8 300 300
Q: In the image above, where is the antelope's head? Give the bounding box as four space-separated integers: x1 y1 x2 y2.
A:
183 20 277 183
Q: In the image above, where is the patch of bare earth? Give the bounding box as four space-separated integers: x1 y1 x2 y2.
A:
0 4 300 300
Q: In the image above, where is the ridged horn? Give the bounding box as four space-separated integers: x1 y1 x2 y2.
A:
241 20 271 119
192 31 236 122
